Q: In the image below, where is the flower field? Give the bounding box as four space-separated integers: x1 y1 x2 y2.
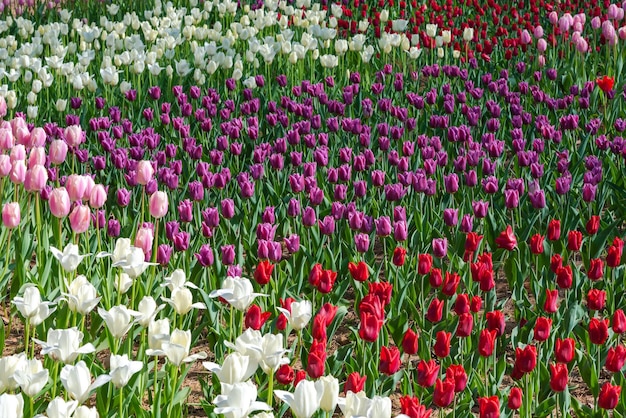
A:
0 0 625 416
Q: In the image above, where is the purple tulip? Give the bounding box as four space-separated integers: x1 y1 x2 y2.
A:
375 216 392 237
173 231 190 252
195 244 214 267
178 199 193 223
504 189 520 209
287 199 301 217
355 233 370 253
221 198 235 219
302 206 317 227
331 202 346 220
309 187 324 206
257 223 277 241
460 214 474 233
394 221 408 241
221 244 236 265
157 244 173 266
165 221 180 241
268 241 282 262
262 206 275 224
529 189 546 209
582 183 597 202
555 176 572 195
319 216 336 235
354 180 367 198
372 170 385 187
285 234 300 253
444 173 459 194
116 188 131 207
348 211 364 230
432 238 448 258
472 200 489 218
107 218 121 237
443 208 458 227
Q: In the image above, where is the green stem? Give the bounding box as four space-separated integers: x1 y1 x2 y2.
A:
119 387 123 418
267 369 274 408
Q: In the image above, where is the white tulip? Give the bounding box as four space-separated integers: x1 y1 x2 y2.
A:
148 319 170 351
114 273 133 294
72 405 99 418
12 285 56 326
277 300 311 331
63 275 100 315
13 358 48 398
338 391 371 418
463 27 474 42
45 397 78 418
109 354 143 388
213 380 271 418
97 305 141 340
161 269 198 292
34 327 95 364
111 246 157 279
203 352 256 384
163 287 206 316
209 276 266 311
367 396 392 418
0 393 23 418
146 329 207 367
315 375 339 413
60 361 111 404
0 353 26 392
137 296 164 328
275 380 322 418
426 23 438 38
442 30 452 44
50 243 90 272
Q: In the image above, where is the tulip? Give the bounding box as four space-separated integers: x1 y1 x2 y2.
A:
13 358 48 398
495 225 517 250
61 361 111 404
254 260 274 285
146 328 207 367
98 305 141 340
63 275 100 315
0 393 24 418
392 246 406 266
508 387 522 410
433 378 455 407
276 364 295 385
111 244 156 278
547 219 561 241
587 289 606 311
426 297 444 323
605 345 626 373
399 395 431 418
348 261 369 282
277 300 312 331
204 352 256 385
586 215 600 235
344 372 366 394
598 383 621 410
34 328 96 364
213 380 272 417
478 396 500 418
275 380 322 418
12 285 56 326
69 204 90 234
434 331 451 358
515 345 537 374
534 317 552 341
163 287 206 316
149 191 168 219
50 243 91 273
73 406 99 418
416 359 439 387
45 397 78 418
316 375 339 413
479 329 497 357
137 296 163 328
402 329 418 355
245 304 272 330
597 75 615 93
555 338 576 363
109 354 143 388
210 276 267 311
446 364 468 393
0 353 26 393
613 309 626 334
589 318 610 345
1 202 20 228
432 238 448 258
379 346 401 375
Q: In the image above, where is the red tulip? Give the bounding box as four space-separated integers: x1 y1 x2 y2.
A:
470 296 483 313
433 378 455 407
456 313 474 338
589 318 610 345
276 364 295 385
544 289 559 313
598 382 621 410
547 219 561 241
379 346 401 375
400 395 433 418
529 234 544 255
244 304 271 330
607 239 623 267
596 75 615 93
605 345 626 373
417 359 439 387
348 261 369 282
587 289 607 311
515 345 537 373
276 297 295 331
555 338 575 363
307 340 326 378
586 215 600 235
429 268 443 288
369 281 393 306
587 258 604 281
359 312 383 342
478 396 500 418
486 310 505 337
534 317 552 342
464 232 483 260
556 265 573 289
317 303 338 326
426 297 444 323
392 246 407 266
454 294 470 315
308 263 323 287
312 315 327 341
507 387 522 410
495 225 517 250
549 363 568 392
479 329 498 357
417 254 432 275
253 260 274 285
566 230 583 251
402 329 418 355
294 370 306 387
550 254 563 273
442 272 460 296
613 309 626 334
446 364 468 392
344 372 366 394
434 331 452 358
317 269 337 294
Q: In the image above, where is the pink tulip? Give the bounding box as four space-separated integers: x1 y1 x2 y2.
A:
520 29 531 44
602 20 617 45
49 187 71 218
533 25 544 38
49 139 68 165
538 55 546 67
0 97 6 119
576 37 588 53
66 174 89 201
591 16 602 29
28 147 46 168
24 164 48 192
14 125 29 146
549 11 558 25
2 202 20 228
69 204 90 233
64 125 83 147
0 127 14 150
0 155 11 177
135 226 154 257
136 160 154 186
10 117 27 137
9 160 26 184
149 191 168 219
89 184 107 209
10 144 25 162
29 127 46 148
537 38 547 52
620 27 626 40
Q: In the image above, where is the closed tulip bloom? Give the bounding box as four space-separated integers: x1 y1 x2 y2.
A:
344 372 366 394
534 317 552 341
275 380 322 418
456 313 474 337
529 234 544 255
556 265 573 289
244 305 271 330
359 312 382 342
446 364 467 392
109 354 143 388
567 230 583 251
379 346 401 375
64 125 83 147
587 258 604 281
2 202 20 228
50 139 69 164
416 359 439 387
213 380 272 418
209 276 267 311
354 233 370 253
348 261 369 282
586 215 600 235
375 216 392 236
547 219 561 241
402 329 418 355
316 375 339 413
98 305 141 339
515 345 537 373
478 396 499 418
495 225 517 250
136 160 154 185
508 387 522 410
204 352 256 385
13 358 47 398
555 338 576 363
426 297 444 323
163 287 206 316
393 246 407 266
276 364 295 385
432 238 448 258
605 345 626 373
598 383 621 410
549 363 568 392
88 184 107 209
60 361 111 404
479 329 497 357
135 226 154 257
12 285 56 326
0 393 24 418
433 378 455 407
417 254 433 275
45 397 78 418
589 318 610 345
434 331 451 358
25 164 47 192
10 160 26 184
613 309 626 334
63 275 100 315
69 204 90 234
587 289 607 311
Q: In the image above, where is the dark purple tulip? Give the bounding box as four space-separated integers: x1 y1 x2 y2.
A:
93 156 106 171
504 189 520 209
287 199 301 218
173 231 190 252
529 189 546 209
91 211 106 229
221 244 236 265
178 199 193 223
465 170 478 187
203 207 220 229
319 216 335 235
375 216 392 237
195 244 214 267
116 188 131 207
309 187 324 206
394 206 406 222
157 244 172 266
443 208 458 227
348 211 364 230
260 206 274 224
302 206 317 227
166 221 179 241
444 173 459 194
582 183 597 202
482 176 499 194
268 241 282 262
331 202 346 220
285 234 300 253
221 199 235 219
70 97 82 109
472 201 489 218
107 218 121 237
146 180 158 195
240 181 255 199
372 170 385 187
432 238 448 258
334 184 347 201
188 180 204 201
355 233 370 253
555 176 572 195
148 86 161 100
257 240 270 259
354 180 367 198
394 221 408 241
95 97 106 109
460 214 474 233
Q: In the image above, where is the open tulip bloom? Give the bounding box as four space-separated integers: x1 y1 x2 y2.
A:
145 329 207 367
60 361 111 404
50 243 91 273
209 276 267 311
213 380 272 418
35 327 96 364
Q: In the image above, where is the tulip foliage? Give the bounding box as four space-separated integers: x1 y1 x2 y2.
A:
0 0 626 417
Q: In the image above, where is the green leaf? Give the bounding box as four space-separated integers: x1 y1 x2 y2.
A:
534 397 556 417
